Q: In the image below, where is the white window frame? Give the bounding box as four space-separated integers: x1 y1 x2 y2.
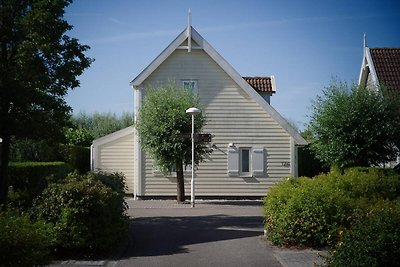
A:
239 148 252 177
182 80 198 95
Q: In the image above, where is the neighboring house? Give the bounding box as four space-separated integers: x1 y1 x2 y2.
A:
358 35 400 167
358 36 400 96
91 23 307 198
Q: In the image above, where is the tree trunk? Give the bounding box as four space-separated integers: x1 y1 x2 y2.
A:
0 135 11 206
176 159 185 203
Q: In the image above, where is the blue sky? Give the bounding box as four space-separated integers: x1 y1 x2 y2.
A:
65 0 400 130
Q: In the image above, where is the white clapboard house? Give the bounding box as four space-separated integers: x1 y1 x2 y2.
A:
91 23 307 198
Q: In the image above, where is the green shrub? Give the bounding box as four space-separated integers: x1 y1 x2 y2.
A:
264 177 353 247
331 167 400 200
33 172 128 254
263 167 400 248
8 162 72 208
0 210 53 266
328 199 400 267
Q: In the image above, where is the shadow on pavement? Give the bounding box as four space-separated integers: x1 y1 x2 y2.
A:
123 215 264 258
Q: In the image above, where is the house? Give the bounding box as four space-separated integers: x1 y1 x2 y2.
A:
358 34 400 167
91 22 307 198
358 35 400 97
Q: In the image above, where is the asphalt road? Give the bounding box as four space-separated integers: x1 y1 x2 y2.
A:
116 199 281 267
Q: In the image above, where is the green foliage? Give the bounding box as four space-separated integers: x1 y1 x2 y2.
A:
0 0 93 204
69 111 134 140
65 127 94 147
136 82 210 173
8 162 72 208
33 172 128 254
59 145 90 173
264 177 353 247
308 79 400 169
0 210 53 266
328 200 400 267
0 0 93 142
9 138 61 162
263 168 400 247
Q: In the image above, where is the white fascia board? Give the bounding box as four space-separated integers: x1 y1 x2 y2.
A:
271 75 277 93
130 28 189 87
365 48 380 87
191 28 307 145
92 126 135 147
358 52 368 86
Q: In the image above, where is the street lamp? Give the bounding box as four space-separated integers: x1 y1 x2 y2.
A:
186 107 201 208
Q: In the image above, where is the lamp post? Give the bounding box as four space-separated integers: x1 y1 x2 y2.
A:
185 107 201 208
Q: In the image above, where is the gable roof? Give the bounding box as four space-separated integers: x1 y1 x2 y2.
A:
243 76 276 93
359 46 400 97
130 26 307 145
369 48 400 95
92 126 134 147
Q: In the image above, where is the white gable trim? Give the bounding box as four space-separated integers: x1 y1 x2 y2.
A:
358 47 380 88
130 29 188 87
130 26 307 145
92 126 134 147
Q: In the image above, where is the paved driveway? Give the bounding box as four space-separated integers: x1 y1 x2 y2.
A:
116 199 281 267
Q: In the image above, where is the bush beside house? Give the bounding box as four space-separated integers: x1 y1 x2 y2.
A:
1 171 128 265
33 171 129 254
263 167 400 265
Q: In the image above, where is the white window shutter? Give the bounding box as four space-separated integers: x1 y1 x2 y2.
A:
227 146 239 177
252 147 264 177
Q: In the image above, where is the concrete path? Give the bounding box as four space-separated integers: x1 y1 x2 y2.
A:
51 199 326 267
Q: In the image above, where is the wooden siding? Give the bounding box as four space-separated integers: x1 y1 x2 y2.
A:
141 49 292 196
95 134 135 193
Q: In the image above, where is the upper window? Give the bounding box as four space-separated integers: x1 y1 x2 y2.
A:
240 148 251 176
182 80 198 95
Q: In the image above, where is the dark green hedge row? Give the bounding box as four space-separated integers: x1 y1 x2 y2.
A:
10 140 91 174
8 162 72 208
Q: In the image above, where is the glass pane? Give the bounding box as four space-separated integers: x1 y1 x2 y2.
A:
241 149 250 173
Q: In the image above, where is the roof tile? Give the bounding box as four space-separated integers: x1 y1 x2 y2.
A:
370 48 400 96
243 76 275 93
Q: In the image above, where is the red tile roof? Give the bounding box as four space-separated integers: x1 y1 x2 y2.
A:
243 76 275 93
370 48 400 96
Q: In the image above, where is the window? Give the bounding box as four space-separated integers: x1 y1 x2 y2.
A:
240 148 251 176
228 146 265 177
182 80 198 95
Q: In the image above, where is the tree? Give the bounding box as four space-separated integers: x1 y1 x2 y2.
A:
136 83 211 202
0 0 93 205
69 111 134 140
308 79 400 169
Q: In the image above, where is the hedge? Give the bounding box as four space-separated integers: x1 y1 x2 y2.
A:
8 162 72 208
263 167 400 248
